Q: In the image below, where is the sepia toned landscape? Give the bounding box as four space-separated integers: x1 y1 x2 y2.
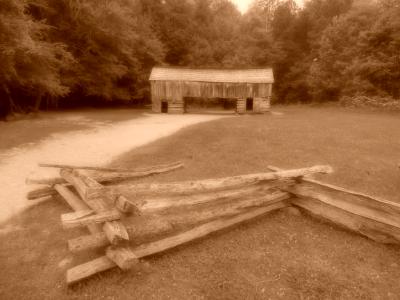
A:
1 0 400 299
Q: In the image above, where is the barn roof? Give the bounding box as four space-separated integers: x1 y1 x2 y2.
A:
149 67 274 84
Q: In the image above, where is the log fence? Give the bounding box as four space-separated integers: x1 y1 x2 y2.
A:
25 162 400 285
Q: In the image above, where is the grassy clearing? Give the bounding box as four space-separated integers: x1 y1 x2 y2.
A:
1 105 400 299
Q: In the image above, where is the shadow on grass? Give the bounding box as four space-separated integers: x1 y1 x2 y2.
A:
1 105 400 299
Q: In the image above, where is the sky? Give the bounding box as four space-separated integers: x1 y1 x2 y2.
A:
231 0 304 14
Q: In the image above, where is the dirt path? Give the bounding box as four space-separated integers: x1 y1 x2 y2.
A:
0 113 224 223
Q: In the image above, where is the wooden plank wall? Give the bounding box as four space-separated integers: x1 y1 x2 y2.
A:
254 97 270 113
236 98 270 114
151 81 272 114
237 98 246 113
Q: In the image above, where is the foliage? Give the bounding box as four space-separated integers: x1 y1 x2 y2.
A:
309 4 400 101
39 0 165 100
1 0 399 117
340 95 400 111
0 0 73 116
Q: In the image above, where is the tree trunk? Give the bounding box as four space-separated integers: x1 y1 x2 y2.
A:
33 92 43 112
1 84 13 119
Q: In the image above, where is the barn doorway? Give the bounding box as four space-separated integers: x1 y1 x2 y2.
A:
184 97 236 114
161 101 168 113
246 98 253 111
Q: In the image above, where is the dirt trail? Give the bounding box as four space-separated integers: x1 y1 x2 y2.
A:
0 113 224 223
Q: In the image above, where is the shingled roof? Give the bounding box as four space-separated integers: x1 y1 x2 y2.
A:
149 67 274 84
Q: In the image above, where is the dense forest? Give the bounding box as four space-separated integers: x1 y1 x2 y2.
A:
0 0 399 118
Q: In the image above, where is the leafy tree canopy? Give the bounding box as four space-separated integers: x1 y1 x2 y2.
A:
1 0 399 117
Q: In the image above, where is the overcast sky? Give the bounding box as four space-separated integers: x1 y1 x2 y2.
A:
231 0 304 13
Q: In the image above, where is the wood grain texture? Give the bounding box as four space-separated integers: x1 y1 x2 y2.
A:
67 203 287 284
66 256 116 285
60 169 130 244
68 232 110 253
27 186 58 200
111 165 332 197
292 197 400 244
66 191 290 253
54 184 102 234
139 182 293 213
39 161 183 173
27 162 183 199
267 165 400 209
150 79 272 113
133 202 288 258
61 209 120 229
159 191 291 228
115 195 137 214
106 246 138 270
268 165 400 244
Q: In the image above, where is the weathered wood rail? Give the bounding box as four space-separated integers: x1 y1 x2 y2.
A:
268 165 400 244
67 203 288 285
26 161 184 199
26 162 400 286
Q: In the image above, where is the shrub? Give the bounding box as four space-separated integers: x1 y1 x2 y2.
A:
339 95 400 111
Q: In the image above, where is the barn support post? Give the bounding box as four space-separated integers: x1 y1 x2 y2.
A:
151 82 161 113
236 98 246 114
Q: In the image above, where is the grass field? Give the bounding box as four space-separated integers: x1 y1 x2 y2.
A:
1 105 400 299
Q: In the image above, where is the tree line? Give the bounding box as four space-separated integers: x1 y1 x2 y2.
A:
1 0 399 118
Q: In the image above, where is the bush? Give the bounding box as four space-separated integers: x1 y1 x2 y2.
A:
339 95 400 111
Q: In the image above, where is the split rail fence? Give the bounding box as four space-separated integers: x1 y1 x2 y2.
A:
26 162 400 285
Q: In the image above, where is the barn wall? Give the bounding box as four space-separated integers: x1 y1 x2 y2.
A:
151 81 272 114
151 81 162 113
236 97 270 114
237 98 246 113
254 97 270 113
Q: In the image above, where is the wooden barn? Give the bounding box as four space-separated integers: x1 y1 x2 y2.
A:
149 67 274 114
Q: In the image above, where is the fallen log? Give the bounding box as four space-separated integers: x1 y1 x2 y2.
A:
110 165 333 197
268 165 400 244
27 161 184 186
66 202 288 285
38 161 183 173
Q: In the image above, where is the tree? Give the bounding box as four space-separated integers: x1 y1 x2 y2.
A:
309 3 400 101
0 0 73 117
36 0 164 102
267 0 353 103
